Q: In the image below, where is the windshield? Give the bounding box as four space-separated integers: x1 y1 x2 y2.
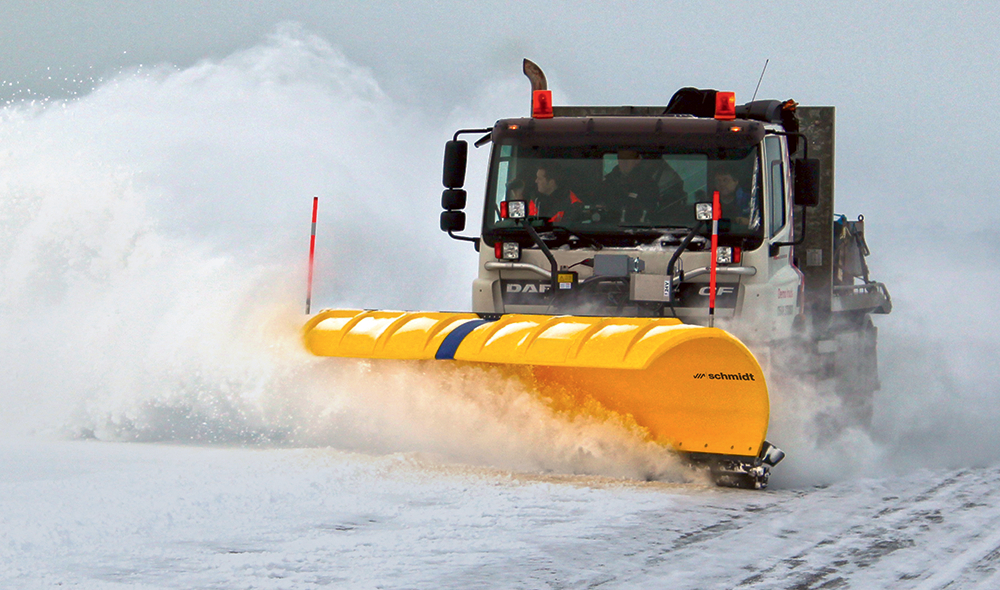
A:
484 142 762 244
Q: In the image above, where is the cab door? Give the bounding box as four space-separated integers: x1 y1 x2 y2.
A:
763 135 802 337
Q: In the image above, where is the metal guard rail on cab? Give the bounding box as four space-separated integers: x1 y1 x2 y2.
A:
484 261 552 278
483 262 756 284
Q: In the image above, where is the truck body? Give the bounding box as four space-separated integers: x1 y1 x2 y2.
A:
443 77 891 425
303 61 892 489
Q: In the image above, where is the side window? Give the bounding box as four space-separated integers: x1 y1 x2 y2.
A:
764 136 787 236
492 145 513 222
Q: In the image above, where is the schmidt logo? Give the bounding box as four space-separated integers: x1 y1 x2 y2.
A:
693 372 756 381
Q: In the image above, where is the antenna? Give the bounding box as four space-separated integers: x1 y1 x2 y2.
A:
750 59 769 102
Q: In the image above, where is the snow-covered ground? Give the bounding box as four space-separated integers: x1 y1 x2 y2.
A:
4 438 1000 589
3 28 1000 589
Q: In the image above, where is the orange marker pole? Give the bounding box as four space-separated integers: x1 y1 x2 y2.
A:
709 190 720 327
305 196 318 315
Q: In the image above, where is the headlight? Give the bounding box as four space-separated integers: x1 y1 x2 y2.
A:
494 241 521 261
501 200 527 220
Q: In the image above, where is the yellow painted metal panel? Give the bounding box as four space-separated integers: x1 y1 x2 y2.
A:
303 309 769 458
303 309 480 359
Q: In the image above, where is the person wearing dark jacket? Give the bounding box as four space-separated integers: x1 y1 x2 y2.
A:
602 150 659 224
533 165 583 223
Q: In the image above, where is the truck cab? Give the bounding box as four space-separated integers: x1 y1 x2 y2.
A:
448 99 815 339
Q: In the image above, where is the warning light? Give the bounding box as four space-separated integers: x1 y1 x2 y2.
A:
715 91 736 121
532 90 554 119
730 126 742 132
508 124 519 130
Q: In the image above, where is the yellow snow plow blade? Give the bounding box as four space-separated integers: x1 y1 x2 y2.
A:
304 309 769 458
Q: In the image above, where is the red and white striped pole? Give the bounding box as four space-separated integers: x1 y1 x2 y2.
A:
709 190 720 328
305 196 318 315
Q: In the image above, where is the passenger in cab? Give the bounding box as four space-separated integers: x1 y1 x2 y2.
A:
712 168 759 230
506 176 526 201
534 164 583 223
602 150 659 224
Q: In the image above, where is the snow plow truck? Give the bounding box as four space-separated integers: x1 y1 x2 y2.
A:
302 60 892 489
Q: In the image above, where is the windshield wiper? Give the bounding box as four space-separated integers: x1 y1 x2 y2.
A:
618 224 693 230
549 226 605 250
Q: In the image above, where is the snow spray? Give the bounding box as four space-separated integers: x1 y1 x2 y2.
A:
0 26 687 482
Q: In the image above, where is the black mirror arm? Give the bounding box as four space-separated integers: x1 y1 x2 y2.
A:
452 128 493 141
771 205 807 250
448 231 479 244
473 132 493 148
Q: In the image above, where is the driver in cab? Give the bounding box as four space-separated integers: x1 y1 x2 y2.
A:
533 164 583 223
602 150 659 224
711 168 759 230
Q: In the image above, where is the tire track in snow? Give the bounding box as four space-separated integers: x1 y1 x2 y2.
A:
601 467 1000 589
731 468 1000 589
903 469 1000 590
731 471 973 588
910 524 1000 590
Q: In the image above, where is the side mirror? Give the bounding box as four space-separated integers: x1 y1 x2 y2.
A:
794 159 821 207
440 210 466 233
442 140 468 188
441 188 467 211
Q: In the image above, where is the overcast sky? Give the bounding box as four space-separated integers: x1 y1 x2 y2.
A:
2 0 997 233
